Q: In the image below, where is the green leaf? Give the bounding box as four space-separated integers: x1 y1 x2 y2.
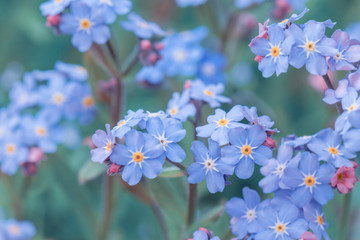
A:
78 161 106 185
158 166 185 178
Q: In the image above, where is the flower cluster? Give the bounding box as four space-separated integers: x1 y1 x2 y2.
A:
0 62 95 176
250 8 360 77
90 79 230 185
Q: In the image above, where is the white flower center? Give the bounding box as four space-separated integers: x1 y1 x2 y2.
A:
173 49 187 62
243 208 257 222
201 62 216 77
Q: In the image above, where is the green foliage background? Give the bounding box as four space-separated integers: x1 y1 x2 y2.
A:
1 0 360 239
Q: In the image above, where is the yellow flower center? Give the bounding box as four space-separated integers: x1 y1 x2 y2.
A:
275 223 285 233
305 176 315 186
271 46 280 57
133 152 144 163
306 42 315 52
80 19 91 30
328 147 338 155
317 215 324 225
5 143 16 155
53 93 64 105
140 22 148 28
204 89 213 96
8 225 20 235
118 120 126 127
170 107 178 115
349 104 357 111
241 145 252 156
36 126 47 137
55 0 62 3
82 96 94 108
280 18 289 24
218 119 228 126
106 141 113 152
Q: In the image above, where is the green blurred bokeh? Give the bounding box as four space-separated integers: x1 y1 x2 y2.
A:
1 0 360 239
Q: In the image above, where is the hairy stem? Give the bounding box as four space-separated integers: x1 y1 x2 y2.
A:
99 176 114 240
166 158 188 176
187 101 203 227
143 180 170 240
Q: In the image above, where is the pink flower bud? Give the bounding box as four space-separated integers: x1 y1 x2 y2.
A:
254 55 264 63
263 137 277 149
140 40 152 51
46 14 61 27
154 42 164 50
331 165 358 194
184 80 192 89
28 147 45 163
299 231 317 240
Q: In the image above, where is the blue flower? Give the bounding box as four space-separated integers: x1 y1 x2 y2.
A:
197 52 227 84
85 0 132 24
323 79 353 104
135 66 164 85
187 139 234 193
111 109 145 138
166 90 196 122
66 82 97 124
335 88 360 133
158 40 204 77
0 219 36 240
175 0 207 7
121 13 165 39
0 108 20 143
9 75 39 111
255 198 308 240
241 106 275 131
60 2 111 52
343 129 360 153
110 130 164 185
307 128 355 168
221 125 272 179
234 0 265 9
138 111 168 130
196 105 244 146
40 0 72 16
225 187 268 238
288 20 337 75
250 24 294 78
282 135 312 149
327 30 360 71
303 201 331 240
282 152 335 207
91 124 115 163
22 109 62 154
259 144 300 194
146 117 186 163
277 8 309 28
55 61 88 81
0 131 28 175
189 80 231 108
345 22 360 43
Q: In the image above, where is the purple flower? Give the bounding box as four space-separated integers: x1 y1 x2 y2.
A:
110 130 164 185
282 152 335 207
327 29 360 71
288 20 337 75
187 139 234 193
196 105 244 146
221 125 272 179
189 80 231 108
277 8 309 28
307 128 355 168
121 13 165 39
241 106 275 131
250 24 294 77
323 79 353 104
91 124 115 163
59 2 111 52
166 90 196 122
335 88 359 133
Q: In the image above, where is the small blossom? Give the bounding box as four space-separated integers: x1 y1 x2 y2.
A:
91 124 115 163
331 164 358 194
121 13 165 38
189 80 231 108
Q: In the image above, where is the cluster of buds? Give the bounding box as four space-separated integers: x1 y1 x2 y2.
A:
138 40 163 66
21 147 46 177
46 14 61 34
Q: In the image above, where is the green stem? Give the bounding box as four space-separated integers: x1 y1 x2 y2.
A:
143 180 170 240
99 176 114 240
338 193 352 239
322 74 343 114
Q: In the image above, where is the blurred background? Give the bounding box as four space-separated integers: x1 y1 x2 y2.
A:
1 0 360 239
